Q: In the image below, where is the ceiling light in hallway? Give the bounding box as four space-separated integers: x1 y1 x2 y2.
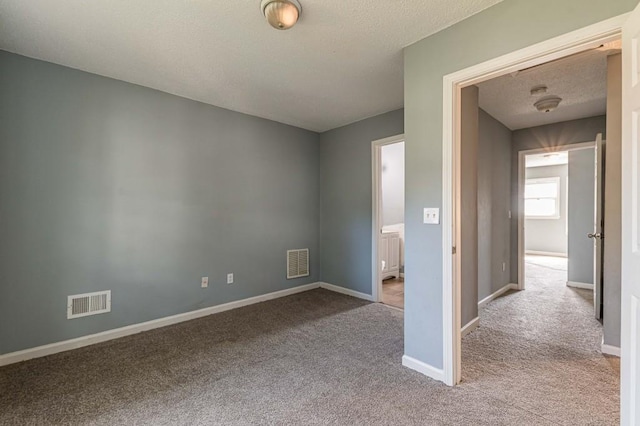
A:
534 96 562 113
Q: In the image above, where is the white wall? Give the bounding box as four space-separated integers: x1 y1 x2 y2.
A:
381 142 405 226
525 164 568 255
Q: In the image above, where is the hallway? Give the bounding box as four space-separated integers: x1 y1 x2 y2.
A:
461 255 619 424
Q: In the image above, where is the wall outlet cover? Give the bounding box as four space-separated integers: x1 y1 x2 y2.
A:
423 208 440 225
227 273 234 284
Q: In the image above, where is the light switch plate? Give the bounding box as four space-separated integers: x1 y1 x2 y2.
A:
201 277 209 288
423 208 440 224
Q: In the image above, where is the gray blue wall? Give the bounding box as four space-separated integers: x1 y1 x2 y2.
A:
404 0 634 370
0 51 320 354
319 109 404 294
568 149 596 285
478 109 512 302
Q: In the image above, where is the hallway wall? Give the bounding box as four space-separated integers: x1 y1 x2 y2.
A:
477 109 512 302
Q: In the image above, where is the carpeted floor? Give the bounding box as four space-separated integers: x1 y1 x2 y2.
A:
0 258 618 425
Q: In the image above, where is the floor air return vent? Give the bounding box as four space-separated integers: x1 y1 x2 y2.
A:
287 249 309 279
67 290 111 319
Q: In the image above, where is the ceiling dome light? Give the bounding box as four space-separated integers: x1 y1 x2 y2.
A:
534 96 562 113
261 0 301 30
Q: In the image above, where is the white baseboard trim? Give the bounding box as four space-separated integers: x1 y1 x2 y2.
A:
318 282 376 302
478 283 518 310
0 282 322 367
402 355 445 383
567 281 594 290
525 250 567 258
400 272 405 278
601 341 621 357
461 317 479 337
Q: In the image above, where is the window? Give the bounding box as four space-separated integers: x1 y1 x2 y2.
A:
525 177 560 219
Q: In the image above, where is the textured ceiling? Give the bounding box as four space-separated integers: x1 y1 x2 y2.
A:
0 0 502 132
478 48 615 131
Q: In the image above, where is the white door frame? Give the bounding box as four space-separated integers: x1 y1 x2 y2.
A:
441 14 626 386
371 134 405 302
517 141 596 291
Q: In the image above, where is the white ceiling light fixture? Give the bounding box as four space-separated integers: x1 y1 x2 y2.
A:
261 0 301 30
534 96 562 113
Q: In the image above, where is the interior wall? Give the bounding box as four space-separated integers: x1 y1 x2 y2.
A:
510 115 607 283
604 53 622 347
525 164 569 255
477 109 512 302
381 142 405 226
319 109 404 295
460 87 479 327
567 149 596 285
404 0 634 370
0 51 320 355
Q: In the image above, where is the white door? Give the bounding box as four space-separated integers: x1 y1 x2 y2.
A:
621 4 640 424
590 133 604 319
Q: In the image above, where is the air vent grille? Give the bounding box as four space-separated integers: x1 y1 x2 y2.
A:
67 290 111 319
287 249 309 279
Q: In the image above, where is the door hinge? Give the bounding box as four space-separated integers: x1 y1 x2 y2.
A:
452 246 457 255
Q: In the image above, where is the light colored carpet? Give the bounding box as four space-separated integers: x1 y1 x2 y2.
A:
0 260 618 425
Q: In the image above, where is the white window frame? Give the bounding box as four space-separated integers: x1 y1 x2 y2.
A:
524 176 561 219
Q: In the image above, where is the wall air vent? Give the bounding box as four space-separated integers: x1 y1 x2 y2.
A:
67 290 111 319
287 249 309 279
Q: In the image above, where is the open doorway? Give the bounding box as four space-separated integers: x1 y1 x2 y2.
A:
450 30 622 422
372 135 405 309
520 141 604 321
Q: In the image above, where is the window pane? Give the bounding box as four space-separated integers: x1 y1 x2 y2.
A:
525 182 558 199
525 198 557 217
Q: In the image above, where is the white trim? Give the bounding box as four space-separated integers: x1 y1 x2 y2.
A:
478 283 518 310
400 272 405 278
319 282 376 302
442 14 626 387
0 282 322 367
602 341 621 357
371 134 405 303
0 281 382 367
0 281 381 367
461 317 479 337
525 250 567 258
402 355 445 382
567 281 594 290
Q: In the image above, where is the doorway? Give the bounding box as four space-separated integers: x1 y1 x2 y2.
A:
440 16 625 388
519 142 604 320
372 134 405 308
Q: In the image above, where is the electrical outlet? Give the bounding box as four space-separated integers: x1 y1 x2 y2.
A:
227 273 234 284
201 277 209 288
